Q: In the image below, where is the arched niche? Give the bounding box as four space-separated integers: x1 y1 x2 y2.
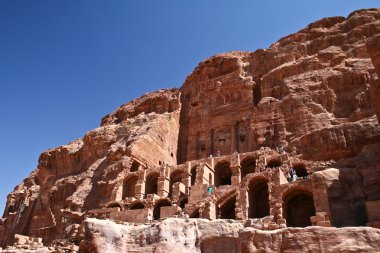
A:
241 157 256 180
283 190 315 227
123 175 138 199
214 161 232 187
145 172 159 196
169 170 183 197
248 178 269 218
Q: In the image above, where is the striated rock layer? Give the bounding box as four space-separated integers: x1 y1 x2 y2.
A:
1 8 380 253
80 218 380 253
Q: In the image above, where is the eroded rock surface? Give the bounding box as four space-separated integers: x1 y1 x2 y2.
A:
79 218 380 253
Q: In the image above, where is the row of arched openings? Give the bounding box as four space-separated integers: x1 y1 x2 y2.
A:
190 159 308 188
122 170 186 200
112 199 175 220
122 172 159 200
213 179 315 227
121 184 314 226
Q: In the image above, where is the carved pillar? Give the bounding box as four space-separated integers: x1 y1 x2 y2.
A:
135 169 146 200
157 168 169 198
311 171 333 222
231 165 241 186
239 187 249 220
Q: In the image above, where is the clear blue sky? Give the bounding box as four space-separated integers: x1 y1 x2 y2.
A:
0 1 378 213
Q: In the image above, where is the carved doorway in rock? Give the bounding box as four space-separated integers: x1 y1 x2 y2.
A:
219 196 236 219
153 199 171 220
123 175 138 199
169 170 183 197
241 157 256 180
248 179 269 218
145 172 159 196
283 190 315 227
214 161 232 187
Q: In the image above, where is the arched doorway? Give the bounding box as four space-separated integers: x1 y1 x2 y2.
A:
191 166 197 186
241 157 256 180
169 170 183 197
283 190 315 227
122 175 138 199
153 199 171 220
145 172 159 196
248 179 269 218
267 159 282 169
219 196 236 219
129 202 144 210
215 162 232 187
293 164 308 179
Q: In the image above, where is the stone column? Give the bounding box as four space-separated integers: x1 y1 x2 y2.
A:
310 170 334 227
135 169 146 200
157 176 169 198
238 187 249 220
231 166 241 186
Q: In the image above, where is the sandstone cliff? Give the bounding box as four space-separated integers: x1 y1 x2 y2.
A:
1 8 380 253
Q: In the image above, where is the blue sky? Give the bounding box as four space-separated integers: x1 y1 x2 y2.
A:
0 1 378 213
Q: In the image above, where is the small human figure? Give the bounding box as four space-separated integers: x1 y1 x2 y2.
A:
207 185 213 195
234 150 238 155
147 213 152 224
217 150 221 157
289 167 296 182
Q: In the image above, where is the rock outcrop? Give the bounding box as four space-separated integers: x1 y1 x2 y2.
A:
80 218 380 253
1 8 380 253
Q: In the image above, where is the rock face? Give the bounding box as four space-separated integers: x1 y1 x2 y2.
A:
366 34 380 121
80 218 380 253
1 8 380 253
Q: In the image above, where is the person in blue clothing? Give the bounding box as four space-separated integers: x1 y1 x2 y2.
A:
207 185 213 195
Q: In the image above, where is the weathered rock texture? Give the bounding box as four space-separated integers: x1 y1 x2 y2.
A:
80 218 380 253
1 7 380 253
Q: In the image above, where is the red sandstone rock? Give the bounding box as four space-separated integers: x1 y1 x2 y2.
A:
366 34 380 122
79 218 380 253
1 8 380 253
